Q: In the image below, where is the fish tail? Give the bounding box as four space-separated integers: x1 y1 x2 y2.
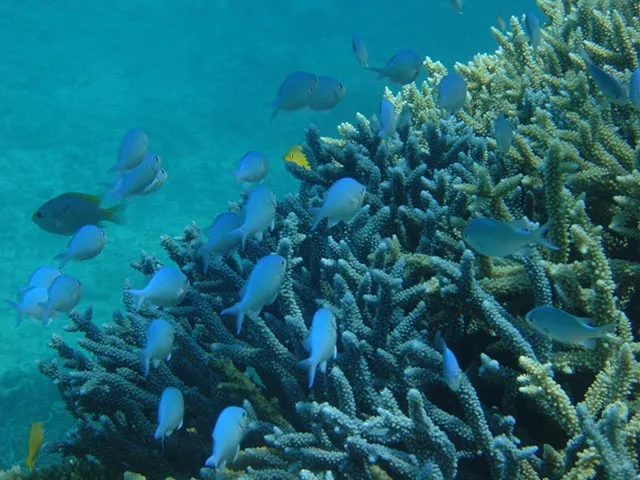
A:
297 358 318 388
309 208 322 231
433 331 446 354
532 221 560 250
104 202 126 225
53 251 70 269
221 303 245 335
124 290 145 311
4 300 23 326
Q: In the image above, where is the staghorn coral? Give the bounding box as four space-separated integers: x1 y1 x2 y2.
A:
37 0 640 478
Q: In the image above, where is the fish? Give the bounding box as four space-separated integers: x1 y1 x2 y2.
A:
221 254 287 335
141 318 175 377
434 332 463 391
310 177 366 230
525 305 616 349
297 308 338 388
38 274 82 324
103 153 163 202
462 217 559 257
493 113 513 154
18 266 61 293
437 73 467 115
32 192 124 235
308 76 346 111
366 49 422 85
232 151 269 184
496 12 507 32
140 168 168 196
450 0 463 14
53 224 106 268
352 34 368 67
125 266 189 311
378 98 397 138
154 387 184 446
109 128 148 174
226 185 277 251
197 212 243 273
524 12 541 49
25 422 44 472
268 71 318 120
283 145 311 171
5 287 51 326
205 406 249 471
628 67 640 108
579 48 628 105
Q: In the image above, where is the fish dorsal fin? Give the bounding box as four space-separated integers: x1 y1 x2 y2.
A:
65 192 101 205
508 218 530 231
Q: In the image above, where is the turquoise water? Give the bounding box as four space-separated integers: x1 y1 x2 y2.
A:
0 0 538 472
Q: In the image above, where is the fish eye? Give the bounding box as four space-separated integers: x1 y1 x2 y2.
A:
35 211 43 218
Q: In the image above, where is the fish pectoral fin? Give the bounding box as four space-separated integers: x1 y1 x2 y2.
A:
578 338 597 350
333 345 338 359
246 310 260 321
152 358 161 368
327 218 340 228
233 444 240 463
166 353 172 362
319 361 328 374
253 231 264 242
177 419 183 430
508 217 530 231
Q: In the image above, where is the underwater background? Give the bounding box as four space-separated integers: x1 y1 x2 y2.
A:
5 0 639 479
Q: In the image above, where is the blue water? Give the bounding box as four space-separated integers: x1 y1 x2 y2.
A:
0 0 538 471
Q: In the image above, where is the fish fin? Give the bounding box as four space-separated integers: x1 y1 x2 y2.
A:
66 192 102 205
508 218 530 231
233 445 240 463
513 246 533 257
37 302 52 323
4 300 23 326
326 218 340 228
177 419 183 430
226 227 247 251
18 286 34 293
197 246 210 274
575 315 596 326
104 202 126 225
319 361 328 374
154 425 164 441
302 335 311 352
123 289 145 311
152 358 161 368
53 251 70 269
433 331 446 354
204 455 217 469
254 231 264 242
140 350 150 377
221 304 245 335
578 338 597 350
532 221 560 250
44 316 54 327
333 345 338 359
166 352 172 362
269 220 275 232
364 66 384 79
309 207 323 230
594 322 617 336
297 358 317 388
246 309 260 321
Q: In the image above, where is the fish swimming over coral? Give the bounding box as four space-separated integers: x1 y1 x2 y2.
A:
283 145 311 170
366 49 422 85
268 71 318 120
53 224 106 268
141 318 175 377
25 422 44 472
205 406 249 471
154 387 184 446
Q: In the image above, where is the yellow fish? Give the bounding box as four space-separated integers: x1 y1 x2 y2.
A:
283 145 311 171
25 422 44 472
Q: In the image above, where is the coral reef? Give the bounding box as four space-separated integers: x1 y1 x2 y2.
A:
37 0 639 479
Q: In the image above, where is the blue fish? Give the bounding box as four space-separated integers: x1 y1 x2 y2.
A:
154 387 184 446
19 266 61 293
525 305 616 349
438 73 467 115
434 332 462 391
493 114 513 154
109 128 148 173
579 49 628 104
268 71 318 120
124 266 189 311
103 153 163 202
5 287 51 326
297 308 338 388
205 406 249 471
366 49 422 85
308 76 346 111
310 177 366 230
352 34 368 67
524 12 541 49
141 318 175 377
463 217 558 257
221 254 287 334
629 67 640 109
227 185 277 250
232 151 269 184
198 212 243 273
378 98 397 139
53 225 106 268
39 274 82 324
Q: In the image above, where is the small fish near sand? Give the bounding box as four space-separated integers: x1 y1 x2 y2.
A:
32 192 124 235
